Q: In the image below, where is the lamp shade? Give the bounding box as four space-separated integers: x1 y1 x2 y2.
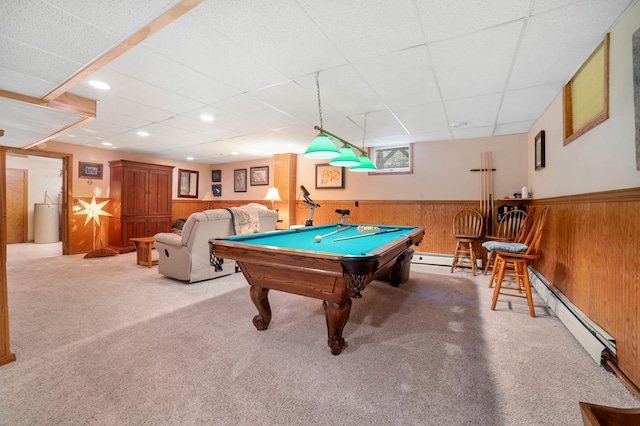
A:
350 155 377 172
329 146 361 167
264 187 282 202
304 134 341 159
202 190 215 201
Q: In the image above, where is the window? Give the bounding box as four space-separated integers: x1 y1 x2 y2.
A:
370 144 413 174
563 33 609 145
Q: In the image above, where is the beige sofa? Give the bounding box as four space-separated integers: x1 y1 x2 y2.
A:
154 204 278 283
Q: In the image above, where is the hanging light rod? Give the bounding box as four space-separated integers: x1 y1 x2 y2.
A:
313 126 367 156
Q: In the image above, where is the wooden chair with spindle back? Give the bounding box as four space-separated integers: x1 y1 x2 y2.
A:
490 206 550 317
450 209 483 276
483 207 531 276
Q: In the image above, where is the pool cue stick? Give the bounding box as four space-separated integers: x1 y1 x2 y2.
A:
315 225 351 242
334 228 401 242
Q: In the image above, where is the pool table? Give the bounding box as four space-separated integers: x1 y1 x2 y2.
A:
209 224 424 355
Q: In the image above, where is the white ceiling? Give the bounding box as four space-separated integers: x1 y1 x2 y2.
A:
0 0 635 163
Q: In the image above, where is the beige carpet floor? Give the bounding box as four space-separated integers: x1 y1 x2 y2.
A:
1 250 638 425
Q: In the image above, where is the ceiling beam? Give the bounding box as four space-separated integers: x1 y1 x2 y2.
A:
43 0 207 102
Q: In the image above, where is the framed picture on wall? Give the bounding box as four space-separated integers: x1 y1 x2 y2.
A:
212 184 222 197
79 162 103 179
212 169 222 182
315 163 344 189
535 130 546 171
234 169 247 192
250 166 269 186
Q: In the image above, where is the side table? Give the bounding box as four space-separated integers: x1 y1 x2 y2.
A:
130 237 158 268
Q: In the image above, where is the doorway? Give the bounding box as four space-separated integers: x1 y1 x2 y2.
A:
5 168 28 244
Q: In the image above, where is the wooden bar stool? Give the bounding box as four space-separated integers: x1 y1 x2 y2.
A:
450 209 483 276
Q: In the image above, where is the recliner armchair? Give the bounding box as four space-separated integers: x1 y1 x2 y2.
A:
154 205 278 283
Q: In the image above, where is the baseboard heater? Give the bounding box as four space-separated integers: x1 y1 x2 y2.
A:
528 268 615 365
412 252 482 268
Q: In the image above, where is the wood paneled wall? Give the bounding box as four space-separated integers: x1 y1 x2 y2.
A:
530 188 640 390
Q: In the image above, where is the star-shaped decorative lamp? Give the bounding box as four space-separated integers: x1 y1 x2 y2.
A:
75 196 114 256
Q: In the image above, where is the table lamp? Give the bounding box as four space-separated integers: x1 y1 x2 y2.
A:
202 190 215 209
264 187 282 210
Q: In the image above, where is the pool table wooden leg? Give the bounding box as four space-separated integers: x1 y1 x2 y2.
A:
249 286 271 330
323 299 352 355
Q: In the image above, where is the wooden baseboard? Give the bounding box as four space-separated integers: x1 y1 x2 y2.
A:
0 352 16 366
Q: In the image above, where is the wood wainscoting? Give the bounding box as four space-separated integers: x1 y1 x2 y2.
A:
530 188 640 391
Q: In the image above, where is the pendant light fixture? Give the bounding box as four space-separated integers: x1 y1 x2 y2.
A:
304 72 340 159
350 113 377 172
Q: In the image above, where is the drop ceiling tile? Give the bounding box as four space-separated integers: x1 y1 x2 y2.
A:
182 106 271 135
368 134 417 147
248 81 341 125
107 46 239 105
498 83 562 123
159 116 241 141
452 126 494 139
531 0 584 15
297 0 425 62
494 121 534 135
445 94 503 128
44 0 181 37
508 0 630 90
191 0 346 79
0 0 119 63
393 103 450 134
430 21 523 101
416 0 530 43
138 122 212 144
0 36 82 88
0 67 57 98
142 14 288 92
94 96 175 123
347 110 407 139
213 94 304 130
294 65 387 117
353 45 441 109
412 131 453 142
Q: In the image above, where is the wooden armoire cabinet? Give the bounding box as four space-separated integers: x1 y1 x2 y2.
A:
108 160 174 252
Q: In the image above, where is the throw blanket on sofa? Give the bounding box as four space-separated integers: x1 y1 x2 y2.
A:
225 206 260 235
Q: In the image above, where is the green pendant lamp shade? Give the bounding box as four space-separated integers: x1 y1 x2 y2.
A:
329 145 361 167
350 154 377 172
304 133 341 159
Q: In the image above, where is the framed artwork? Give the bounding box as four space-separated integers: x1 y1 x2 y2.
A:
315 163 344 189
535 130 546 171
79 162 103 179
212 184 222 197
234 169 247 192
178 169 199 198
212 169 222 182
250 166 269 186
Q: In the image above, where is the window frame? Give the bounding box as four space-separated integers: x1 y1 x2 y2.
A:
368 143 413 175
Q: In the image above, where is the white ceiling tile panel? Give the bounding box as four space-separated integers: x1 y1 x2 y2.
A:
531 0 584 15
44 0 181 37
297 0 425 62
0 0 119 63
0 97 80 128
498 83 563 123
137 122 212 144
430 21 523 101
0 36 81 89
416 0 531 43
0 67 57 98
213 95 304 130
159 116 241 141
94 96 175 123
353 45 441 109
294 65 387 117
142 15 288 92
248 81 341 125
190 0 347 79
508 0 630 90
451 126 494 139
368 134 417 147
107 46 239 105
393 103 450 134
181 106 271 135
445 94 503 129
348 110 407 139
412 131 453 142
494 121 534 135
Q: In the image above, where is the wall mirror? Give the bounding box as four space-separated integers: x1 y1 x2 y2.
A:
178 169 199 198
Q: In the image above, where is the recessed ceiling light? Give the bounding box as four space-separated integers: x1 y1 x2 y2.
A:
200 114 214 122
137 131 149 137
451 122 467 129
101 141 112 146
287 143 296 148
88 80 110 90
186 157 194 161
231 151 240 156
